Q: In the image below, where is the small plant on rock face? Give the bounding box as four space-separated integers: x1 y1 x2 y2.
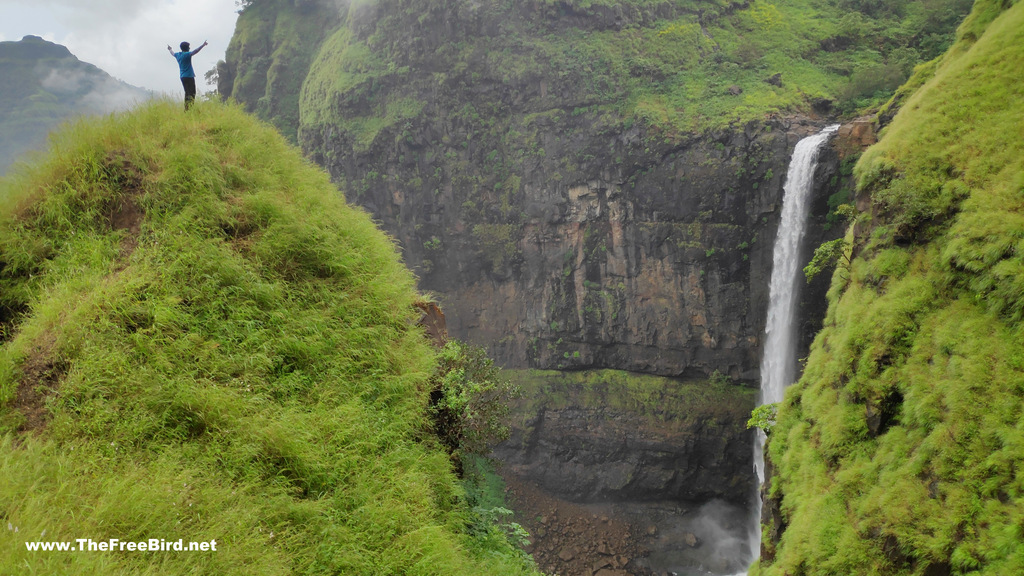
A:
710 369 731 386
747 403 779 434
423 236 442 251
804 238 851 283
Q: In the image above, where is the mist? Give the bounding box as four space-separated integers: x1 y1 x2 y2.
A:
0 37 153 174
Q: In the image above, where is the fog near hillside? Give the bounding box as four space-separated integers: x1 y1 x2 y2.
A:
39 64 151 114
0 39 153 174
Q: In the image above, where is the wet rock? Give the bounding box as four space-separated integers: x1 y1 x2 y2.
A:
683 532 700 548
558 548 575 562
811 97 834 115
765 72 783 86
646 524 658 536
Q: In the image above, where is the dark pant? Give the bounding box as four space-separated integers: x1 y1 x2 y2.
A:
181 77 197 110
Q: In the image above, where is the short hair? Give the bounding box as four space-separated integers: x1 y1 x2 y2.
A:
180 42 190 52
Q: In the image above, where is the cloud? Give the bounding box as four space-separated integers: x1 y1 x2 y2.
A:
0 1 238 95
38 64 151 114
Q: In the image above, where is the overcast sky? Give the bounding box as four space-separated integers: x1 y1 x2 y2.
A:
0 0 240 96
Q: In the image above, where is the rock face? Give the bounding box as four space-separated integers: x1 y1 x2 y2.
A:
494 371 758 504
495 370 758 575
220 0 847 383
313 112 835 380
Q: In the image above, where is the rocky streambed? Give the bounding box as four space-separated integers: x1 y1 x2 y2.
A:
493 370 756 575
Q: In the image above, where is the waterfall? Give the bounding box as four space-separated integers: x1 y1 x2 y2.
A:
743 124 840 573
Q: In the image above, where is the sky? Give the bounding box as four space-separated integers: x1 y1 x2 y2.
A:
0 0 240 96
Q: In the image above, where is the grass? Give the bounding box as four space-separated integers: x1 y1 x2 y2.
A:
0 100 538 575
756 1 1024 573
283 0 974 143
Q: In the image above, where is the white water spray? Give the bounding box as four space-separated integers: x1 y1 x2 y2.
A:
743 125 840 573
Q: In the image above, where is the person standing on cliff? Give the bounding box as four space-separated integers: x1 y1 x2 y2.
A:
166 40 208 110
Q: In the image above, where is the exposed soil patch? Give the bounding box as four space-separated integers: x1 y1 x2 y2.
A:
13 333 66 433
103 154 146 260
109 194 143 258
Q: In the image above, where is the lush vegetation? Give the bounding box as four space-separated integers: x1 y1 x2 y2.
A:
428 340 520 471
225 0 978 142
218 0 342 143
757 0 1024 573
0 100 537 575
505 368 756 421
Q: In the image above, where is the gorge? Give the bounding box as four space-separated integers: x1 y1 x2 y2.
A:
2 0 1022 574
215 0 1021 573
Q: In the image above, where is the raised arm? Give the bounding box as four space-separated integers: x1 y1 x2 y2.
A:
167 44 175 56
192 41 209 55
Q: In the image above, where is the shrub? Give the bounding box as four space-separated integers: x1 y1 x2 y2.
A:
429 340 520 473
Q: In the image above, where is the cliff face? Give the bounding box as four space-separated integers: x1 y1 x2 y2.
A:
495 370 757 504
220 0 965 380
222 1 897 377
318 114 824 379
759 1 1024 573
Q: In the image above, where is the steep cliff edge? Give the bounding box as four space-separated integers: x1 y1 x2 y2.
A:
759 0 1024 573
220 0 969 379
496 370 756 503
494 369 758 575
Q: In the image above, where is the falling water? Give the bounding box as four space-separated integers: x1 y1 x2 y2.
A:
742 124 840 573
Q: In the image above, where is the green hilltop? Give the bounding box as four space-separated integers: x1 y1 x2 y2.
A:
0 101 536 575
759 0 1024 573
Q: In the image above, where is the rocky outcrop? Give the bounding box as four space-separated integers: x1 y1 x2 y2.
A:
309 111 836 380
221 1 854 383
494 371 757 504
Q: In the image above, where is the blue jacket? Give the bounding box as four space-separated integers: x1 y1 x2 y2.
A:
174 50 199 78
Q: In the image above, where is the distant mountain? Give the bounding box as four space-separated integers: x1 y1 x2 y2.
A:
0 35 152 173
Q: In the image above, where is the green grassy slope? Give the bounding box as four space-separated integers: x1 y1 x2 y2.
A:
0 101 535 575
221 0 974 146
291 0 972 142
759 0 1024 573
